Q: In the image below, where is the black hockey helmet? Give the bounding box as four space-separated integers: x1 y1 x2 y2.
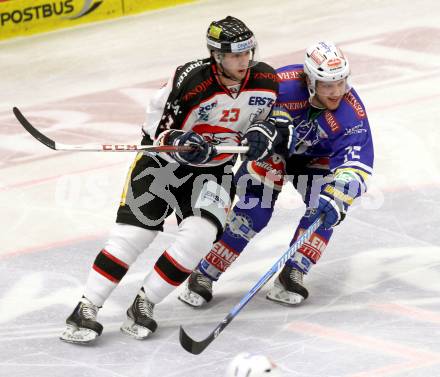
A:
206 16 257 54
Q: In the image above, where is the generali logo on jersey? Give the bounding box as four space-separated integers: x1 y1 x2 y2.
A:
344 92 366 119
277 70 303 81
279 100 308 111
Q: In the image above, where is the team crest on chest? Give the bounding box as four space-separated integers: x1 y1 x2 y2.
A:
197 100 218 121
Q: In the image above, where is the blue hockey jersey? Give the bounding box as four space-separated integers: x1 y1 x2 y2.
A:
276 64 374 194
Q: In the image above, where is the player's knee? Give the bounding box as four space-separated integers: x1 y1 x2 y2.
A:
104 223 158 265
182 216 217 246
193 180 232 241
228 205 273 239
169 216 217 269
211 207 271 262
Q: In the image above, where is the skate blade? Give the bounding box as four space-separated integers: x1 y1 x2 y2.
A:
266 286 305 306
60 324 99 344
178 289 207 308
120 318 152 340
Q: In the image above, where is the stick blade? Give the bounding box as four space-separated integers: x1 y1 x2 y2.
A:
13 107 56 150
179 326 214 355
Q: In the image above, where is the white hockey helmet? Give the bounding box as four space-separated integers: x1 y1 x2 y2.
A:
303 41 351 97
224 353 282 377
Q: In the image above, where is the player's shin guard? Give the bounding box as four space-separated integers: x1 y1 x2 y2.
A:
267 216 332 305
84 224 158 307
201 194 277 279
143 217 217 303
60 247 128 345
178 224 245 307
61 224 157 343
199 157 282 280
290 216 332 274
180 202 275 307
122 217 217 336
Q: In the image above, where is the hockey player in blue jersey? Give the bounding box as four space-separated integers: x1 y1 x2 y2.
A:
179 41 374 307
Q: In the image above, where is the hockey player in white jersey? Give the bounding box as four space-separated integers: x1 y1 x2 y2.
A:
59 16 287 344
179 41 374 308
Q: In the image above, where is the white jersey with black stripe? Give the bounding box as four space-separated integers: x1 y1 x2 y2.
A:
142 58 279 167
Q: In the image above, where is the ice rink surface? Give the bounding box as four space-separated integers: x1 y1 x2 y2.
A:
1 0 440 376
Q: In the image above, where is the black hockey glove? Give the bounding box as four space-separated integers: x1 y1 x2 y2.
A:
172 131 215 165
268 107 297 157
242 120 282 161
157 130 215 165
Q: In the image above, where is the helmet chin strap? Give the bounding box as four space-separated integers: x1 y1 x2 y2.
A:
307 78 326 109
309 95 327 109
218 64 243 83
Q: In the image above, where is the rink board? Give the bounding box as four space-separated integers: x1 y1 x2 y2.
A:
0 0 195 41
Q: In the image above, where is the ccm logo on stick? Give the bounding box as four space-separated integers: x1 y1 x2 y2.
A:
102 145 138 151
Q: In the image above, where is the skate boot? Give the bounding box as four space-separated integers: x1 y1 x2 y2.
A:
120 287 157 339
178 269 213 307
266 264 309 305
60 296 103 344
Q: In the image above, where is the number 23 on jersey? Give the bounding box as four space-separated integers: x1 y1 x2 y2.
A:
220 108 240 122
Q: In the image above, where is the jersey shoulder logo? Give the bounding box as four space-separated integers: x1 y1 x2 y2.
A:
324 110 341 133
175 60 208 89
344 91 366 119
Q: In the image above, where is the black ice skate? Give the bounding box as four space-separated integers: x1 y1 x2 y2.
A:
266 264 309 305
60 297 103 344
178 269 213 307
120 287 157 339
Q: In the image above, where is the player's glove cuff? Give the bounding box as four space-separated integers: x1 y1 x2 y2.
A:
154 129 183 147
267 107 297 157
171 131 215 165
242 120 281 161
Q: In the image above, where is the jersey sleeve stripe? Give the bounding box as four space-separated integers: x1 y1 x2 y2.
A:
339 161 373 174
335 167 371 183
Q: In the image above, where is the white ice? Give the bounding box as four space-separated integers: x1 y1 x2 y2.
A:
1 0 440 376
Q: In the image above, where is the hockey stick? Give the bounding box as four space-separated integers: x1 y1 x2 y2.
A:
179 216 323 354
12 106 249 154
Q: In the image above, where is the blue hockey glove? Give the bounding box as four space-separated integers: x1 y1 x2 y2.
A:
242 120 282 161
307 194 346 229
307 181 358 229
308 170 365 229
157 130 215 165
268 107 297 157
